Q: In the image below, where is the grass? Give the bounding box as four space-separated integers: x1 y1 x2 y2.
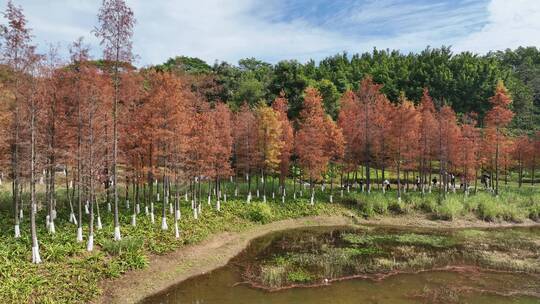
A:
0 178 538 302
247 224 540 289
0 197 351 303
349 186 540 222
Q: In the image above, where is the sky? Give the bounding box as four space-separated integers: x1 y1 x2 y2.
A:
2 0 540 67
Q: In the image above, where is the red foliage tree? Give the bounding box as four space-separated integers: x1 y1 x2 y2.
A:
388 94 419 199
232 104 260 201
483 81 514 195
272 92 293 195
418 88 438 191
295 87 330 204
457 113 480 192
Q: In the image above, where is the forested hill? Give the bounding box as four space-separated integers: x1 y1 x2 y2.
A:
154 46 540 132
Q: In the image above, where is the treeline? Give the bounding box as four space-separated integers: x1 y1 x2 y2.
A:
155 48 540 131
0 0 539 264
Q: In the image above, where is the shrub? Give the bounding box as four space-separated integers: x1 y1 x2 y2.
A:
477 199 501 221
529 202 540 221
436 197 464 220
500 204 526 223
287 269 313 283
420 198 438 213
260 265 285 288
246 203 273 224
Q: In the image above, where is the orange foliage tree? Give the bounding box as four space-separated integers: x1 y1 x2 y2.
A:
272 92 293 196
388 94 419 200
483 81 514 195
295 87 331 204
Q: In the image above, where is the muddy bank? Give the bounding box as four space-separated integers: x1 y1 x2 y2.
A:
98 214 539 304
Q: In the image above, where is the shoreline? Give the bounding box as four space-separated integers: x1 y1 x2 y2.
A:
98 214 539 304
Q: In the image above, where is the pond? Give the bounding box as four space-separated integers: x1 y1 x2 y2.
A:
142 225 540 304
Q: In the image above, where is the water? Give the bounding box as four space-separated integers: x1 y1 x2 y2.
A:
143 226 540 304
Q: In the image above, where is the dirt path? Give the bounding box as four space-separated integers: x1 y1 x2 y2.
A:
98 214 539 304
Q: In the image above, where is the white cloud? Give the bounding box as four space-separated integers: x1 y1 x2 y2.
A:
2 0 539 66
130 0 349 66
454 0 540 53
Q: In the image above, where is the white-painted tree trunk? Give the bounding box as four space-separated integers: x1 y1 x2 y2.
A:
14 224 20 238
150 202 155 223
85 202 89 214
263 195 266 203
87 234 94 252
131 214 137 226
70 212 77 225
247 192 252 203
145 206 149 215
193 207 198 220
169 203 173 214
216 200 221 211
175 221 180 239
281 195 285 203
136 204 140 214
176 209 181 220
48 220 55 234
97 216 102 230
198 203 202 215
340 189 344 197
32 245 42 264
330 195 333 203
114 226 122 241
77 227 83 242
161 216 168 230
224 194 227 203
20 209 23 219
207 195 211 205
107 203 111 212
256 189 260 198
310 193 315 205
185 193 188 201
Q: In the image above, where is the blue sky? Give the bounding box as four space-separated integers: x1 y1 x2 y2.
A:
2 0 539 67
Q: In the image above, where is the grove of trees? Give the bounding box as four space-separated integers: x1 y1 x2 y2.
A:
0 0 539 264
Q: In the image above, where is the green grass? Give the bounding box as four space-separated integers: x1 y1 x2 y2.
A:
0 196 351 303
0 178 538 303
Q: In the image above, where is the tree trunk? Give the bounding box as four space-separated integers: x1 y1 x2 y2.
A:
30 96 41 264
